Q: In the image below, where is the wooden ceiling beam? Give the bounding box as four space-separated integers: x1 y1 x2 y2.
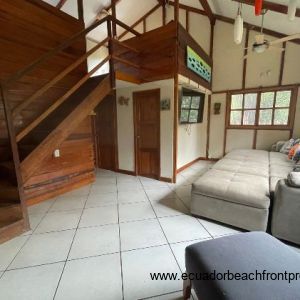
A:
198 0 215 24
56 0 68 9
118 3 161 39
168 1 207 17
215 14 300 45
232 0 300 18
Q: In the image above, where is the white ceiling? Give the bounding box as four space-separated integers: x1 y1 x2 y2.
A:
43 0 300 37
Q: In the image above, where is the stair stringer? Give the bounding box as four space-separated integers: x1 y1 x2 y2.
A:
20 75 111 184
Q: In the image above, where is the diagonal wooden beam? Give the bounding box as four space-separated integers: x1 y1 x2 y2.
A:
198 0 215 24
118 4 161 39
232 0 300 18
56 0 68 9
168 1 207 17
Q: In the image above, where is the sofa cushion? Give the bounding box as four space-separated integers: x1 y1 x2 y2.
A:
213 158 269 177
224 149 269 164
192 169 270 209
269 152 294 168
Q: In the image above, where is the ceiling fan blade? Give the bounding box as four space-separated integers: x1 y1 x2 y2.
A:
270 33 300 45
255 34 265 44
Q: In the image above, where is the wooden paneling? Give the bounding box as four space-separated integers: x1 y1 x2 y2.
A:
94 95 118 171
114 22 177 83
0 0 97 205
113 21 212 89
0 0 86 138
177 23 212 90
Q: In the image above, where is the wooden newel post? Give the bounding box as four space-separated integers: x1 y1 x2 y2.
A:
107 19 116 89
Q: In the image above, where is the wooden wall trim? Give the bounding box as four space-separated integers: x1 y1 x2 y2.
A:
206 21 215 159
159 177 172 183
176 157 203 173
116 169 137 176
279 42 287 86
242 28 250 89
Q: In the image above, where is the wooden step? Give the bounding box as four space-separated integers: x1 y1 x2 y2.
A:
0 204 23 229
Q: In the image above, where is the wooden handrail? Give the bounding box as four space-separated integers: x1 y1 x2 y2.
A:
111 17 141 37
16 55 111 142
2 15 141 87
12 37 109 117
2 16 109 86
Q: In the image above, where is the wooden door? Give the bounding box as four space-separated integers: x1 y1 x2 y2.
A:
134 89 160 179
94 94 118 171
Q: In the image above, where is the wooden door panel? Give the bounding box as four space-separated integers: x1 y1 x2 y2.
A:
94 95 117 171
134 89 160 179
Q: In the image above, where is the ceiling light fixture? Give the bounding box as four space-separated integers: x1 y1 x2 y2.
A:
234 3 244 44
288 0 298 21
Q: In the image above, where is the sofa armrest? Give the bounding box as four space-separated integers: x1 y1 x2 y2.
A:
275 179 300 201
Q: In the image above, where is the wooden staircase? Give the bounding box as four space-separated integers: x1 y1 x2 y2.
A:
20 75 111 183
0 14 142 242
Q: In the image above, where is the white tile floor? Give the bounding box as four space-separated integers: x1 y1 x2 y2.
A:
0 161 299 300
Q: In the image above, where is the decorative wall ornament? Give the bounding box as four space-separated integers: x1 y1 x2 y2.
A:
187 46 212 83
118 96 130 106
214 102 221 115
160 98 171 110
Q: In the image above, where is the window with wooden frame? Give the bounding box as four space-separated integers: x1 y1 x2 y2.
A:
227 87 297 129
179 88 205 124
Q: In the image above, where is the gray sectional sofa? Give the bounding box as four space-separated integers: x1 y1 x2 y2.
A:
191 149 296 232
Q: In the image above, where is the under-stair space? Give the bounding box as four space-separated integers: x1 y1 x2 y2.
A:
18 75 107 161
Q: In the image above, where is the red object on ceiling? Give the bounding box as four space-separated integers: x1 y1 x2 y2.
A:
255 0 263 16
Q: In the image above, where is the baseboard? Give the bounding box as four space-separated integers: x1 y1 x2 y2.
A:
116 169 137 176
159 177 172 183
0 220 29 245
25 172 95 206
177 157 205 174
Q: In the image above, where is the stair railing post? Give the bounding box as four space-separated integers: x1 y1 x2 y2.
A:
0 83 29 230
107 18 116 89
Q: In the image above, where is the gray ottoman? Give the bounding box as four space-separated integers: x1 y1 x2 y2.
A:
272 179 300 245
184 232 300 300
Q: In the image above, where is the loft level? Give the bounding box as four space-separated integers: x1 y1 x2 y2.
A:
113 21 212 92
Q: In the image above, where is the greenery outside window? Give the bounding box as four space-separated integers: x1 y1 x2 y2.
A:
228 87 296 129
180 88 205 124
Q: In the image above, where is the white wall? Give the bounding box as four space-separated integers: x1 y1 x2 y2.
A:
116 79 174 179
177 83 209 169
86 39 109 76
209 20 300 158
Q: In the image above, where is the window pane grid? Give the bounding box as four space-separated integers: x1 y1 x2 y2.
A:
229 89 292 128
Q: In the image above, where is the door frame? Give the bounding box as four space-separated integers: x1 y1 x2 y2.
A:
133 89 161 179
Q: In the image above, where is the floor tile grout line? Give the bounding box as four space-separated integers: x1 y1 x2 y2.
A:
116 177 125 300
3 199 57 274
138 177 186 278
139 289 183 300
52 184 92 300
2 236 211 274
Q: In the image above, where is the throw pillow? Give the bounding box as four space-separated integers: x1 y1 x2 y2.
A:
288 144 300 161
280 139 295 154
